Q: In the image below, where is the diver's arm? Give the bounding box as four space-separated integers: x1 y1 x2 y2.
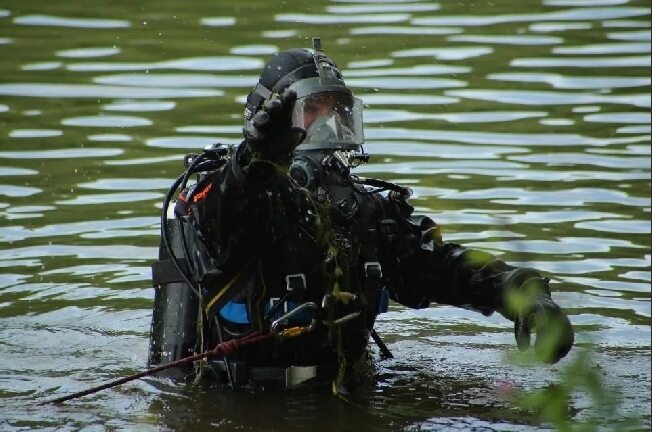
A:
180 88 306 266
377 197 574 363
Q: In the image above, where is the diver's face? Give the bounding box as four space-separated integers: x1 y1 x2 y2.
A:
301 93 336 129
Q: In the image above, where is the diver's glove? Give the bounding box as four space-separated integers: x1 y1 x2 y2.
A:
503 273 574 364
243 88 306 162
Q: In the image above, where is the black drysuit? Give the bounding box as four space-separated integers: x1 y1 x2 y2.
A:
172 143 560 377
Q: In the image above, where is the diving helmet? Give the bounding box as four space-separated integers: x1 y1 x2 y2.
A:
244 38 364 152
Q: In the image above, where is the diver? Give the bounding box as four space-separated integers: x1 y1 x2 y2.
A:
148 38 574 390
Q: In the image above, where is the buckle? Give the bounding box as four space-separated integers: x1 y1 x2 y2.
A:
286 273 306 292
364 261 382 279
268 297 289 315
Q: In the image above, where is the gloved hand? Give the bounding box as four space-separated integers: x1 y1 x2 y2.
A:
243 88 306 161
509 278 574 364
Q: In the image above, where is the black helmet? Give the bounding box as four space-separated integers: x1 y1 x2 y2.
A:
244 39 364 151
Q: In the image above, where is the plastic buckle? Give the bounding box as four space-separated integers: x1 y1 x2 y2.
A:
269 297 288 315
286 273 306 292
364 262 382 279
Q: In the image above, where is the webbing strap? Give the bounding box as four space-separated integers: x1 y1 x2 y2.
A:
253 82 272 100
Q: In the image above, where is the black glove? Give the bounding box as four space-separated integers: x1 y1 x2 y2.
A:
243 88 306 161
510 278 574 364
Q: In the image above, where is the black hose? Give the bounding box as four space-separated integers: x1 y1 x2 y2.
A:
160 155 209 299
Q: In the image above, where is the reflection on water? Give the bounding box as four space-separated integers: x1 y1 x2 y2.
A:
0 0 649 430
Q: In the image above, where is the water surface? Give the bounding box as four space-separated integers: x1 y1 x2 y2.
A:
0 0 650 430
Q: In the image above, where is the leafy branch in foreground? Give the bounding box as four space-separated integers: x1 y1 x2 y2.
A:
505 348 644 431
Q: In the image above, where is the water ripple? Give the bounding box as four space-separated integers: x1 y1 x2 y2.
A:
365 142 528 158
603 20 650 28
350 26 462 36
575 219 651 234
584 112 651 124
94 73 256 88
146 136 236 149
229 44 278 55
564 275 649 294
327 3 440 13
276 13 410 24
61 115 152 128
467 237 644 255
67 56 263 72
509 153 650 170
0 185 41 198
0 83 222 99
13 14 130 28
411 7 651 26
1 205 53 220
0 244 157 260
348 59 393 68
544 0 630 5
617 125 651 134
607 30 652 41
446 187 649 207
448 34 563 45
529 22 593 32
8 129 62 138
0 167 38 176
359 94 460 105
347 77 466 90
0 217 157 243
200 17 236 27
103 101 176 112
392 46 493 60
21 61 62 71
344 64 470 77
0 148 123 159
446 89 650 108
261 30 298 38
88 134 132 142
510 256 651 275
511 55 651 68
364 109 546 124
103 155 180 166
488 72 651 89
554 42 651 54
420 209 626 227
358 162 649 181
56 192 163 205
56 47 121 58
79 178 173 191
175 125 241 134
365 126 649 146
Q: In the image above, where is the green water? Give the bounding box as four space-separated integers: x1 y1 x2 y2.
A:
0 0 650 430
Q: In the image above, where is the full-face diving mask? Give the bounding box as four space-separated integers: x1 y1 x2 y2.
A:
289 77 364 151
287 38 364 152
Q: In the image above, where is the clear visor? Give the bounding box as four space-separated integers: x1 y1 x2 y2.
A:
291 91 364 150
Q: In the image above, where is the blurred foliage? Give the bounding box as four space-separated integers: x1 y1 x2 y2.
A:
508 349 645 431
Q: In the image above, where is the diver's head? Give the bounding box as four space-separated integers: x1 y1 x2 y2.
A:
244 38 364 152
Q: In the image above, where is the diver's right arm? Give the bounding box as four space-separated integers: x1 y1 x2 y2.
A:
175 89 306 267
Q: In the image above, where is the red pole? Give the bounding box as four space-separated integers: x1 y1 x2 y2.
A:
42 331 271 405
